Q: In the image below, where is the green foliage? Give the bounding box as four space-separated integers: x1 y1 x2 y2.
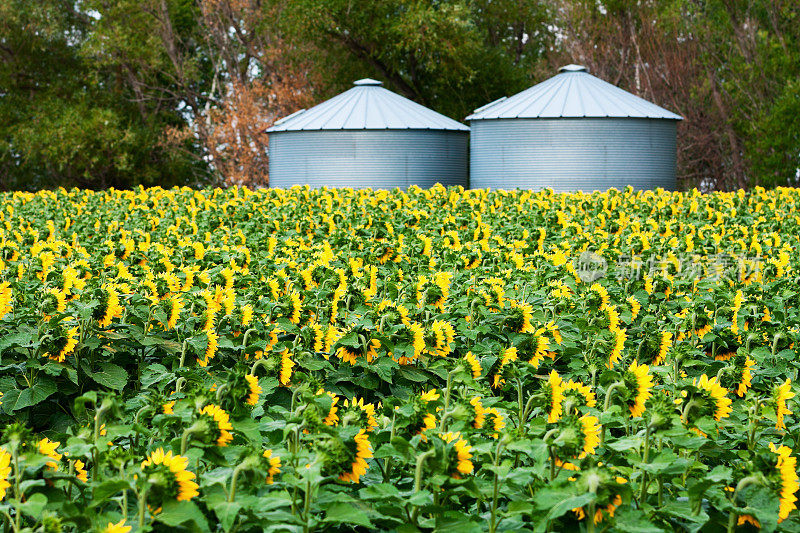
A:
0 186 800 530
272 0 551 120
0 0 205 190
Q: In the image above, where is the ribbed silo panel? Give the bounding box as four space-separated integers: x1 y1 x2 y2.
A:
469 118 677 192
268 130 469 189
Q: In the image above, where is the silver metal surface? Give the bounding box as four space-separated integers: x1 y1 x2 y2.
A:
268 79 469 132
269 130 468 189
469 118 677 192
466 66 682 121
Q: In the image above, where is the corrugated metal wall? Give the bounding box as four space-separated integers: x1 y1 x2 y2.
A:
470 118 677 191
268 130 468 189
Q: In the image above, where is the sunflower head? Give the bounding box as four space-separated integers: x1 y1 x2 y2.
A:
586 283 610 312
504 299 534 333
562 379 597 414
622 360 653 418
768 442 800 522
340 397 378 432
774 379 795 430
548 413 600 461
543 370 565 423
261 449 282 484
141 448 199 505
570 467 630 524
678 374 732 430
198 404 234 447
440 432 473 478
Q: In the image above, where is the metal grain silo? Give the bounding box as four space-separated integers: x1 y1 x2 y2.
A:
467 65 683 192
267 79 469 189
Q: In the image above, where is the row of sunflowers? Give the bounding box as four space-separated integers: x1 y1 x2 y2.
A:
0 184 799 531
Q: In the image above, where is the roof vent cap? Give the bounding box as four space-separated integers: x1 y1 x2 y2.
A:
353 78 383 86
558 64 588 73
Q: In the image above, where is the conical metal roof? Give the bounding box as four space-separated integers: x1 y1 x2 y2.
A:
267 79 469 132
466 65 682 121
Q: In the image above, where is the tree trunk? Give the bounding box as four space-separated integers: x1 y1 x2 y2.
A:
708 70 747 190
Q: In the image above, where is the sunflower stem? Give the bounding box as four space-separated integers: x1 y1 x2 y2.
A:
726 476 761 533
180 423 202 455
601 381 625 444
639 424 652 503
215 384 229 403
120 464 128 521
747 398 764 450
441 371 454 434
303 478 312 533
383 411 397 483
521 394 537 427
772 332 784 359
249 357 271 376
241 328 257 353
178 339 188 369
411 449 435 523
11 446 21 532
681 399 702 426
228 464 246 502
489 440 506 533
586 499 596 533
138 486 148 529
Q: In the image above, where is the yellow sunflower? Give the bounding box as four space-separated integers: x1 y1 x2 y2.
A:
464 351 481 379
579 415 601 456
546 370 565 423
74 459 88 482
653 331 672 366
141 448 199 501
737 357 755 397
98 285 122 328
342 397 378 431
0 448 11 500
608 328 627 368
627 295 641 320
775 379 795 430
166 296 183 330
240 303 253 327
38 437 62 470
199 404 234 446
280 349 295 385
589 283 610 309
244 375 262 406
770 442 800 522
338 429 373 483
262 449 281 484
441 432 474 477
102 520 132 533
44 321 79 363
0 282 12 320
627 360 653 418
198 330 218 367
508 299 535 333
470 396 486 429
317 389 340 426
694 374 732 421
528 330 551 369
563 379 597 410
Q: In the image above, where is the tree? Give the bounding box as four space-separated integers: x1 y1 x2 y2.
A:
282 0 553 121
0 0 203 190
553 0 800 190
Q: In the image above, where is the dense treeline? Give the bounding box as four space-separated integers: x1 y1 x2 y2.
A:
0 0 798 191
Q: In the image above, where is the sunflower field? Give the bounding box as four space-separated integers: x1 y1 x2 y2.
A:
0 185 799 532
